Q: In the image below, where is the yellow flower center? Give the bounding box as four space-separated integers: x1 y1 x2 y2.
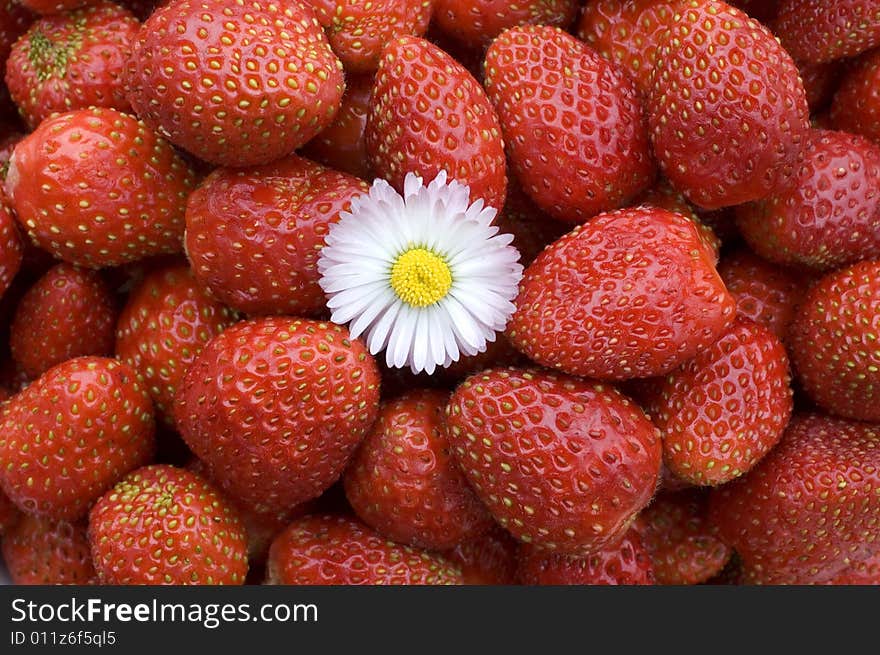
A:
390 248 453 308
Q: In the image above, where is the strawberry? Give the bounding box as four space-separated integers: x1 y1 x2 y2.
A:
517 528 655 585
306 0 434 73
737 129 880 271
20 0 95 15
492 184 568 267
709 413 880 584
432 0 579 47
0 487 20 534
447 524 520 585
484 25 655 223
2 514 96 584
655 317 793 486
636 179 721 262
5 1 138 130
125 0 344 167
9 263 117 379
799 60 842 113
0 130 22 180
773 0 880 64
0 190 21 299
185 154 368 316
576 0 681 95
343 389 493 550
5 107 196 267
302 73 372 179
824 551 880 585
115 262 236 427
174 317 381 514
0 357 155 519
446 368 662 555
0 2 34 68
88 464 248 584
266 514 463 585
366 36 506 211
717 248 807 341
647 1 810 209
830 48 880 145
788 260 880 422
635 490 731 585
508 207 736 380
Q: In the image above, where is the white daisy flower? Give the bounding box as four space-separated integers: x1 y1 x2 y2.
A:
318 171 523 375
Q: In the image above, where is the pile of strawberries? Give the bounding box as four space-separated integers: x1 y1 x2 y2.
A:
0 0 878 586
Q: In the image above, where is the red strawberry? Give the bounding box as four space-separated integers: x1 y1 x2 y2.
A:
709 413 880 584
5 1 138 130
125 0 344 167
647 1 810 209
0 2 34 68
0 130 22 180
115 262 236 426
366 36 506 211
717 248 807 341
0 190 20 299
446 368 662 555
0 356 155 519
824 551 880 585
636 179 721 262
517 528 655 585
10 263 116 379
484 25 655 223
5 107 196 267
447 524 520 585
576 0 681 95
174 317 381 514
266 514 463 585
432 0 578 47
306 0 433 73
655 317 793 486
788 260 880 422
492 184 568 267
773 0 880 64
507 207 736 380
88 464 248 584
344 389 493 550
737 129 880 271
302 73 372 179
799 60 842 113
185 154 368 317
635 490 731 585
20 0 94 15
830 48 880 145
0 487 20 534
2 514 96 584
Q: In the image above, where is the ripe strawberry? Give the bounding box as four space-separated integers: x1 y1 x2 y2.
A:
799 60 842 113
344 389 493 550
576 0 680 95
0 487 20 534
773 0 880 64
20 0 94 15
446 368 662 555
655 317 793 486
366 36 506 211
0 2 34 67
302 73 372 179
717 248 807 341
0 357 155 519
115 263 236 426
484 25 655 223
709 413 880 584
508 207 736 380
824 551 880 585
9 263 116 379
447 524 520 585
89 464 248 584
5 1 138 130
492 184 568 267
266 514 463 585
306 0 433 73
5 107 196 267
517 528 655 585
0 190 21 299
647 1 810 209
2 514 96 584
830 48 880 145
0 130 22 180
788 260 880 422
174 317 381 514
636 179 721 262
433 0 578 47
185 155 368 316
125 0 344 167
737 129 880 271
635 490 731 585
